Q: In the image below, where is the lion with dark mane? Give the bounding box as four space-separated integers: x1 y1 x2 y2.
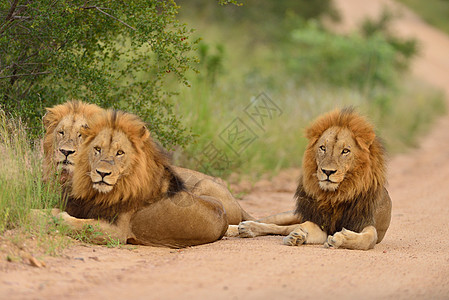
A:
55 109 252 247
237 108 392 250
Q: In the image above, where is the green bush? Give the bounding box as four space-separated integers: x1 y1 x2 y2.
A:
361 9 418 70
283 24 399 91
0 0 195 147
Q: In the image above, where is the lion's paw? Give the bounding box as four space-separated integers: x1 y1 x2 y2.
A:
54 211 74 224
324 231 346 249
238 221 258 238
283 230 307 246
225 225 240 237
51 208 61 216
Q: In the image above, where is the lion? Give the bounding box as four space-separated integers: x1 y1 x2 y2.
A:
42 100 103 183
42 101 222 188
236 108 392 250
55 109 252 247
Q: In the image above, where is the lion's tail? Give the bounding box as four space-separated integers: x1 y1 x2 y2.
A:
256 210 300 225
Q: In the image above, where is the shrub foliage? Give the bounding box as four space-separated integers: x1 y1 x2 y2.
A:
0 0 196 146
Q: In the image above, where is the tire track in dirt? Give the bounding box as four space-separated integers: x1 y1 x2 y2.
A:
1 1 449 299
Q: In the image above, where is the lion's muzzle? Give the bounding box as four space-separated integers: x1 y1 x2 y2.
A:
91 168 115 193
96 169 111 179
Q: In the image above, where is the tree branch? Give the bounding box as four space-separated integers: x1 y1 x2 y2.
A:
0 71 51 79
0 0 19 35
4 0 19 21
80 6 136 31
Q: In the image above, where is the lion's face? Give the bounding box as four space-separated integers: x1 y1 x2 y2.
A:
87 128 135 193
43 101 103 181
73 110 171 207
314 127 358 191
302 108 384 205
51 114 88 173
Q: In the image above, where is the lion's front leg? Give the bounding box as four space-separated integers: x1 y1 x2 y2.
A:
283 221 327 246
324 226 377 250
56 212 129 245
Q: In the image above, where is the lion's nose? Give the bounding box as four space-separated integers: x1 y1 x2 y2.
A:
59 148 75 158
96 170 111 179
322 168 337 177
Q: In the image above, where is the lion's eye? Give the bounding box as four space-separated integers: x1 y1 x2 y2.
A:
116 150 124 156
94 146 101 153
319 145 326 152
342 148 350 154
58 131 64 136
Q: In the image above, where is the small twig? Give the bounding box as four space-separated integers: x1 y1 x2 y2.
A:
12 16 31 20
80 6 136 31
81 6 111 10
95 7 136 30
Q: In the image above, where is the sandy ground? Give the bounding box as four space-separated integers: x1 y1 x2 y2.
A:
1 1 449 299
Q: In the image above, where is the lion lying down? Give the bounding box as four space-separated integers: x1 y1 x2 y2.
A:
42 101 230 194
53 109 252 248
235 108 392 250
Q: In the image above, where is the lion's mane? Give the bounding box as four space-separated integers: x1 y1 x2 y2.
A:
42 100 103 181
295 108 387 234
68 110 184 222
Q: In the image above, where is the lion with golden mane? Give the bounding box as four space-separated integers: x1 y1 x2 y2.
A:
43 101 225 190
237 108 392 250
43 100 103 183
55 109 252 247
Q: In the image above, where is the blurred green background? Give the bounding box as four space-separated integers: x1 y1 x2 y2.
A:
171 0 445 177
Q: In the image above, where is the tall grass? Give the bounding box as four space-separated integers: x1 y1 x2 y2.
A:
0 108 60 234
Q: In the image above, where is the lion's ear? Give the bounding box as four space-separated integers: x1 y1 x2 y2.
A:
355 131 375 152
42 108 55 130
80 124 90 139
305 127 321 146
140 126 151 140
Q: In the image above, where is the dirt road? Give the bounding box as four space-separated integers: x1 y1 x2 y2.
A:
1 1 449 299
